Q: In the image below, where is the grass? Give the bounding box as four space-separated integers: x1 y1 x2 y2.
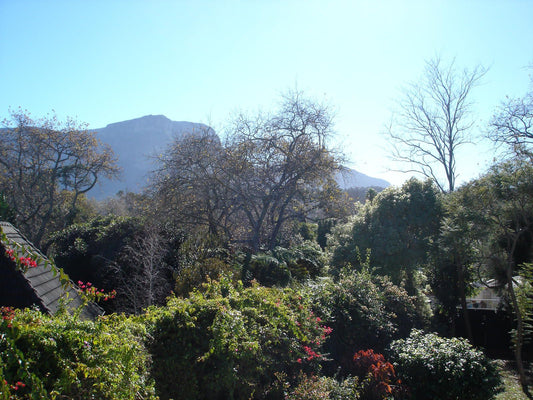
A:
495 360 532 400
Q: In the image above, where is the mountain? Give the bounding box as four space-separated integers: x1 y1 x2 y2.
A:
335 169 390 190
89 115 389 199
89 115 214 199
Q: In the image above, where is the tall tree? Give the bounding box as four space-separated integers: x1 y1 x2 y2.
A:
330 178 443 292
387 57 487 192
152 129 232 238
490 83 533 158
454 157 533 397
0 109 118 246
153 91 342 251
429 192 481 341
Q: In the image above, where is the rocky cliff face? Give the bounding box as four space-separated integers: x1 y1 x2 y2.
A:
335 169 390 190
90 115 214 199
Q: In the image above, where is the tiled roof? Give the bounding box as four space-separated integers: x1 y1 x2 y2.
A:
0 221 103 319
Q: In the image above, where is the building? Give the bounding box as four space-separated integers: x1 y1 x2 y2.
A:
0 221 103 319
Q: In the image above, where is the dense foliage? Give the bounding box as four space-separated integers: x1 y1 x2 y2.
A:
311 269 426 375
143 278 331 400
389 330 503 400
4 78 533 398
47 216 180 313
0 307 156 400
329 178 442 291
242 241 327 287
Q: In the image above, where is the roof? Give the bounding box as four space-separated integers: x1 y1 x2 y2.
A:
0 221 103 319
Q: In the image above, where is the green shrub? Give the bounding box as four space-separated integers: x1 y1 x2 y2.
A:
175 257 236 296
284 374 337 400
240 242 327 287
0 307 156 400
311 270 423 375
143 278 331 400
247 253 292 287
285 374 363 400
388 330 503 400
271 241 326 280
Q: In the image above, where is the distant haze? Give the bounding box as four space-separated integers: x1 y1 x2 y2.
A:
91 115 389 200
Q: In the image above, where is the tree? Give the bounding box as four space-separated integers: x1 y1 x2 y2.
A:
428 192 481 340
490 85 533 158
330 178 443 292
114 226 173 314
152 128 234 239
0 109 118 247
153 91 342 251
387 57 487 192
453 157 533 397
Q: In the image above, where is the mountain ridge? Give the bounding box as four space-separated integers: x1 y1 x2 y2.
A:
90 115 389 199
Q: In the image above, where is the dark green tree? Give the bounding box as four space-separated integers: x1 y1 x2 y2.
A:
330 178 443 292
428 193 480 340
451 157 533 396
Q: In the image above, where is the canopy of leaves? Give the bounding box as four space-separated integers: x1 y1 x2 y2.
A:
310 269 425 375
143 278 330 400
330 178 443 284
0 109 118 247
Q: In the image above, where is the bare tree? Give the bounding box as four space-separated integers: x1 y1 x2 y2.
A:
387 57 487 192
153 91 342 251
490 88 533 157
114 227 172 314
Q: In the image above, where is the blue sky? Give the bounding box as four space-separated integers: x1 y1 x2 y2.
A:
1 0 532 186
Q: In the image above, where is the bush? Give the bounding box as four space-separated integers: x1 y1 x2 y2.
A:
271 242 327 281
175 257 236 296
285 374 363 400
247 253 292 287
0 307 156 399
143 278 332 400
311 270 423 375
351 349 406 400
239 242 327 287
388 330 503 400
284 374 337 400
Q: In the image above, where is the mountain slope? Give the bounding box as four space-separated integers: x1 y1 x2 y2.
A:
89 115 389 199
335 169 390 190
90 115 214 199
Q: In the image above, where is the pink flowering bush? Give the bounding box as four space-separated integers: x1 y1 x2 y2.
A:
77 280 116 302
4 248 38 271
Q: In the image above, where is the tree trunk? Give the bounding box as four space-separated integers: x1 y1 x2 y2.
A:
457 262 473 343
507 266 532 398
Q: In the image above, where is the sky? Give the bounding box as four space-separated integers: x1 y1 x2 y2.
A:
1 0 532 187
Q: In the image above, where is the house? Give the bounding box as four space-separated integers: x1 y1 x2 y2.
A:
0 221 103 319
466 280 504 311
